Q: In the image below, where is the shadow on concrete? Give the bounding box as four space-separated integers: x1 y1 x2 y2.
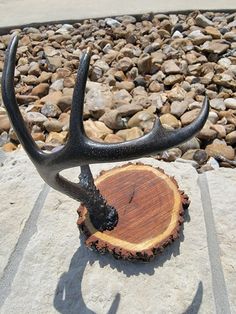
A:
53 209 203 314
182 281 203 314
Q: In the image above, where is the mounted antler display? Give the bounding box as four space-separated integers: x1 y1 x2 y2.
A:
2 35 209 260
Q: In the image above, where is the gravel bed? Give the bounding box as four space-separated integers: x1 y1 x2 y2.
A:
0 11 236 172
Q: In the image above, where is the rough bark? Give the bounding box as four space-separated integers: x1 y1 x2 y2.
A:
77 163 189 262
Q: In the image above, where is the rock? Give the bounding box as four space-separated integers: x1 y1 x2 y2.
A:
210 124 226 139
31 83 49 98
57 96 72 112
225 131 236 145
83 120 113 140
213 72 236 89
148 93 166 110
43 118 63 132
64 76 75 88
164 74 183 85
116 81 135 91
85 85 113 118
104 134 123 143
168 86 187 101
105 18 121 28
58 113 70 131
53 68 71 81
116 127 143 141
112 89 132 106
28 62 41 76
218 58 231 69
2 142 17 152
180 109 200 125
195 14 214 27
0 115 11 132
210 98 226 111
99 109 124 130
16 95 39 105
22 75 38 85
114 70 126 82
45 131 68 146
223 31 236 41
26 112 48 126
178 137 200 153
224 98 236 110
137 54 152 74
162 60 181 74
90 67 103 81
205 143 235 160
46 56 62 72
38 72 52 83
206 157 220 170
0 131 9 147
117 103 142 117
116 15 136 24
41 103 61 118
205 26 221 39
170 101 188 117
188 30 207 45
172 31 183 38
208 111 219 124
50 79 64 91
39 91 62 107
224 124 235 134
219 111 236 126
201 41 229 54
197 124 217 141
160 113 180 128
182 149 208 165
31 132 46 142
117 57 134 72
148 81 163 92
161 148 182 162
128 110 155 130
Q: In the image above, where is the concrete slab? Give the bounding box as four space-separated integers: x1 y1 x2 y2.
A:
0 150 44 279
0 0 235 30
204 169 236 313
0 151 216 313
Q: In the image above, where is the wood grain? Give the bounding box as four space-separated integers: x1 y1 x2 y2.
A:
77 163 189 261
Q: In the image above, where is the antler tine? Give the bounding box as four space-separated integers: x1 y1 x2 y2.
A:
1 35 45 164
68 47 91 144
78 96 209 163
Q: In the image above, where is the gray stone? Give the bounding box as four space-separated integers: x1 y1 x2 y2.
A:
224 98 236 110
210 98 226 111
26 112 48 126
195 14 214 27
105 18 121 28
170 101 188 117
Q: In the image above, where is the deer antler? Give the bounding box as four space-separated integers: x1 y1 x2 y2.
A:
2 35 209 231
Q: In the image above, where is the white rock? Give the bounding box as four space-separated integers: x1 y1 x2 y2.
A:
224 98 236 110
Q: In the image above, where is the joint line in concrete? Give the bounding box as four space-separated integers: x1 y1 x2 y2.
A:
198 173 231 314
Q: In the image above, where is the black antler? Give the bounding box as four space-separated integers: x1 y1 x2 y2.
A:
2 35 210 231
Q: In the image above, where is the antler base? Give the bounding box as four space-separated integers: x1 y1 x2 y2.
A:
77 163 190 262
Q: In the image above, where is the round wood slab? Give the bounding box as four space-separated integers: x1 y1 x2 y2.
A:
77 163 189 261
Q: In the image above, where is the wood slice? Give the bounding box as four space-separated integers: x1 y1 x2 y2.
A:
77 163 189 262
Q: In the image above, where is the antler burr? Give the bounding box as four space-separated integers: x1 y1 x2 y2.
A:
2 35 210 232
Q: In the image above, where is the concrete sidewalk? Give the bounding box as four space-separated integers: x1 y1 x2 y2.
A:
0 149 235 313
0 0 235 30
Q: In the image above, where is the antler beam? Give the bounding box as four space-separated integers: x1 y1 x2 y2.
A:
2 35 210 231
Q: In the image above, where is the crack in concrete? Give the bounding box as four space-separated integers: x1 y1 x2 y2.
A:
0 183 50 309
198 173 231 314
